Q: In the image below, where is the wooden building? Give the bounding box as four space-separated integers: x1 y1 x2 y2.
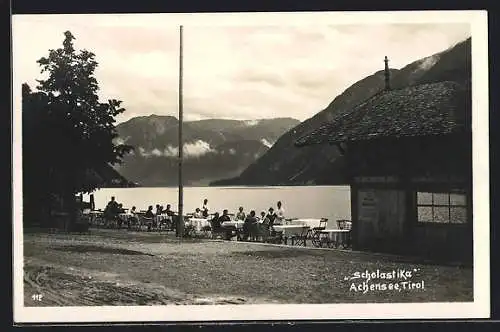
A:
295 58 472 263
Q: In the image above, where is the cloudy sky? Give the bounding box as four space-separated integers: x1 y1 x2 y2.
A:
13 14 471 123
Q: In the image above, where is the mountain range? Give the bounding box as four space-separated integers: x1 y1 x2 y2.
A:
211 37 471 186
113 117 300 186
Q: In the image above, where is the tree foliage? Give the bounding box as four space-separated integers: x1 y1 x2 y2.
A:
22 31 133 227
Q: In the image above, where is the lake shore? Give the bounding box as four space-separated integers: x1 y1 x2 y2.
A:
24 229 473 306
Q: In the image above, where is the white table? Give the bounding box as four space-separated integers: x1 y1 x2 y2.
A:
221 221 245 229
273 225 310 237
289 218 326 228
272 225 310 246
155 214 172 222
186 218 211 232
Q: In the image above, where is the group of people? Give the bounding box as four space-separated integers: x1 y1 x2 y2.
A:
208 201 286 241
144 204 175 219
102 196 175 230
192 199 210 218
102 196 287 240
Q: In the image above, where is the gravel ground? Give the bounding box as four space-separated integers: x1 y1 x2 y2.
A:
23 229 473 306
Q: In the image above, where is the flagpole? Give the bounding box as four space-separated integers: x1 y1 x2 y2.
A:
177 25 184 239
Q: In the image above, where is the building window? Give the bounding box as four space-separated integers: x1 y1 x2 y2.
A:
417 191 468 224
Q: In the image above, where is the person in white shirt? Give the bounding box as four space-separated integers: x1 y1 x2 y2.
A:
128 206 138 229
236 206 246 221
201 199 209 218
194 208 203 218
276 201 285 224
259 211 267 223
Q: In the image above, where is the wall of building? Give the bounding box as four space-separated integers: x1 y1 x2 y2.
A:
412 224 471 262
355 186 406 252
352 180 472 263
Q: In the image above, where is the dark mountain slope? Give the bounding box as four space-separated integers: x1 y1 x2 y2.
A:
213 37 471 186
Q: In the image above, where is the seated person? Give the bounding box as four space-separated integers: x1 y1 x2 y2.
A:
165 204 174 216
219 209 232 223
211 212 222 230
145 205 154 218
235 206 246 221
128 206 138 228
243 210 258 241
218 210 234 240
117 204 126 227
258 211 271 240
106 197 119 212
155 204 162 216
104 197 119 221
259 211 267 223
193 208 203 218
144 205 155 230
266 207 278 226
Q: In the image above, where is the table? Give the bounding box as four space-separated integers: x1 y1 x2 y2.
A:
289 218 326 228
273 225 310 236
318 229 351 248
272 225 310 246
155 214 172 222
186 218 211 232
221 221 245 229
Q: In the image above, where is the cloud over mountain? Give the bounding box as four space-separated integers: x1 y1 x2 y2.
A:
14 16 470 125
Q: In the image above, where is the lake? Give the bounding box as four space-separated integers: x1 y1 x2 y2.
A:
85 186 351 229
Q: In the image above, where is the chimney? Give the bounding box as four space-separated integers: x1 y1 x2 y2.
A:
384 56 391 91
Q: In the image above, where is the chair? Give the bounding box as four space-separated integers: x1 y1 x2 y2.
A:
92 211 105 228
183 224 195 238
163 217 174 232
266 227 284 244
309 218 328 247
209 219 228 240
337 220 352 230
336 220 352 248
290 226 309 247
155 216 170 232
139 216 154 231
127 216 139 231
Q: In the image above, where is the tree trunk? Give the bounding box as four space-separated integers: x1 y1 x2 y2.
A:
63 184 77 232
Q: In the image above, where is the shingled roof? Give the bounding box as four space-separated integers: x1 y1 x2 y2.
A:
295 81 470 147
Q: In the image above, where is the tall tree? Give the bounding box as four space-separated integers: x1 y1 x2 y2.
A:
23 31 132 230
